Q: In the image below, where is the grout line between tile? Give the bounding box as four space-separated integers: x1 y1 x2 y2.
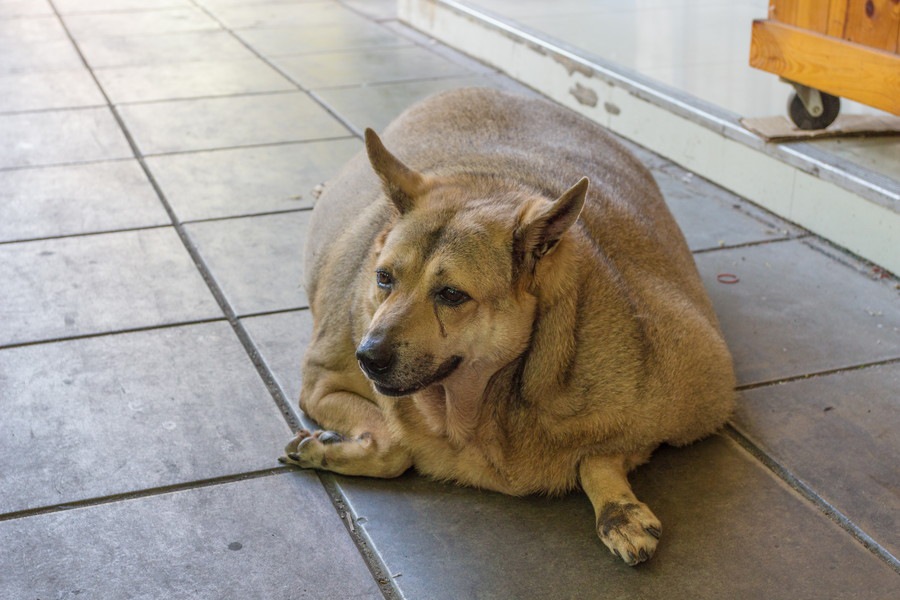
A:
724 425 900 573
139 134 358 158
0 317 228 351
0 223 173 247
0 103 109 117
110 87 301 107
238 306 310 320
0 468 290 524
735 356 900 392
691 234 810 255
181 207 313 226
316 473 408 600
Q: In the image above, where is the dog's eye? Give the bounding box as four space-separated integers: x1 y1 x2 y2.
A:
437 287 469 306
376 270 393 289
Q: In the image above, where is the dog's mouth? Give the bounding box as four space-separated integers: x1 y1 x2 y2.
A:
369 355 463 397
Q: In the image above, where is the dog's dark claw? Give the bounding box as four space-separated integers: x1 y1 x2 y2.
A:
627 551 637 564
644 526 661 539
638 548 649 562
287 452 300 461
318 431 344 445
277 456 288 464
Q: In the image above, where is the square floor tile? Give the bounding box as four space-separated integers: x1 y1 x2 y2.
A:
147 138 360 221
0 0 54 17
241 309 313 406
0 322 292 513
94 59 294 104
185 212 310 316
316 75 520 134
653 167 800 252
54 0 192 13
235 19 410 57
0 107 132 168
214 1 369 29
0 160 169 242
736 364 900 558
337 435 898 599
78 30 257 68
0 15 67 43
273 45 472 89
63 7 220 39
118 92 350 155
1 474 382 598
0 39 85 75
0 228 221 346
0 68 105 113
341 0 397 20
695 240 900 386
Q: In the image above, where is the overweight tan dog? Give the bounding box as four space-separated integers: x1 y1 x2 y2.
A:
280 88 735 565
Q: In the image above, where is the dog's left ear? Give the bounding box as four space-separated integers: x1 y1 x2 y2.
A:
365 128 426 214
515 177 588 266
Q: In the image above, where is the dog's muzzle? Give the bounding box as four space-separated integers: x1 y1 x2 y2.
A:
356 335 395 379
356 335 462 397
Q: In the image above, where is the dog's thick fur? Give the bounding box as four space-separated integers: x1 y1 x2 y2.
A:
281 88 735 565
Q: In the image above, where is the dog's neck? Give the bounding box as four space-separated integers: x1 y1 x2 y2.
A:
414 361 497 446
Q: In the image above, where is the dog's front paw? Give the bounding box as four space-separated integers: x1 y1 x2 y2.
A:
596 500 661 566
278 429 344 469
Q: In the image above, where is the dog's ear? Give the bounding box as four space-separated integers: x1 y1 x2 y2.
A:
365 128 426 214
515 177 588 268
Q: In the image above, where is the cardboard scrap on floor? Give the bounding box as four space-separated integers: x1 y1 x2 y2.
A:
740 114 900 142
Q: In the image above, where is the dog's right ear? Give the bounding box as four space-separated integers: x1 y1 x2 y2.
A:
365 128 426 214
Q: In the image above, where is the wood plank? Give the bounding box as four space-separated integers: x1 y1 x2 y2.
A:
750 19 900 114
826 0 850 37
843 0 900 52
770 0 831 33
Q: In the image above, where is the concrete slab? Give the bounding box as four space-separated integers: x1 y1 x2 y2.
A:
0 38 84 75
336 435 898 599
54 0 191 13
0 14 67 43
0 0 53 18
64 7 219 39
213 1 369 30
241 309 313 408
653 166 801 252
273 45 472 89
117 92 350 155
0 322 291 514
146 138 360 220
185 212 310 316
737 363 900 558
0 160 169 242
0 473 382 599
695 240 900 386
0 107 132 168
78 29 257 68
0 68 105 113
235 19 410 57
315 75 530 133
94 59 294 104
0 228 220 346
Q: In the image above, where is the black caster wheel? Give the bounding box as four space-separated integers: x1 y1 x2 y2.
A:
788 90 840 130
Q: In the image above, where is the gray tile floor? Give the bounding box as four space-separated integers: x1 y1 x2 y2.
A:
1 1 897 598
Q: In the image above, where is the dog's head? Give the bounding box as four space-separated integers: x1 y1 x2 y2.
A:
356 129 587 397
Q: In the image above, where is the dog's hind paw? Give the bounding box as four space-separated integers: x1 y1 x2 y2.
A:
596 500 661 566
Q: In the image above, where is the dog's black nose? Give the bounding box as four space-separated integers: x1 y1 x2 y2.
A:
356 337 394 377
